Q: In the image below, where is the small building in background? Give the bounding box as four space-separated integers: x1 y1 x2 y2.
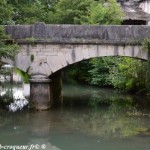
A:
117 0 150 25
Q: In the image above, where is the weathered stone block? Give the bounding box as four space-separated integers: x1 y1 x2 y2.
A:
57 52 68 67
88 45 98 58
82 45 90 59
30 77 51 110
47 56 63 73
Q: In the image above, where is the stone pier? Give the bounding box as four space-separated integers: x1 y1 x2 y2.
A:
30 76 51 110
29 72 63 110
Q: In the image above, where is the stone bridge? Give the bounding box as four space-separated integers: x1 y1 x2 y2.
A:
3 23 150 110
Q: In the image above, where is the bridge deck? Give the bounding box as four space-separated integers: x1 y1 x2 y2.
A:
4 23 150 45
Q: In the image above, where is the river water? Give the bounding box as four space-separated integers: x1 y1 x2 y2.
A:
0 82 150 150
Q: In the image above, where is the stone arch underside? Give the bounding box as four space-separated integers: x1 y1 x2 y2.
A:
11 43 147 77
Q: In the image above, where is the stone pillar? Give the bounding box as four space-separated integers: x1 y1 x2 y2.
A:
29 76 51 110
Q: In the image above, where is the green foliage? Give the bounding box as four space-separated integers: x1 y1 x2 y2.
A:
142 39 150 93
81 0 124 25
7 0 57 24
68 56 147 92
26 37 36 44
0 26 9 39
2 0 123 25
51 0 123 24
64 60 91 83
53 0 93 24
142 38 150 51
0 83 13 108
109 57 147 92
0 26 19 61
0 67 12 81
0 26 19 82
0 89 13 108
9 1 44 24
0 0 13 25
15 68 29 83
88 57 113 86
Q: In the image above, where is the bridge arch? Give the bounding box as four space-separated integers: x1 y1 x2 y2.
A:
20 44 147 77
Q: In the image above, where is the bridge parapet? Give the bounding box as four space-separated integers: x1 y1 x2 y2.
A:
4 23 150 45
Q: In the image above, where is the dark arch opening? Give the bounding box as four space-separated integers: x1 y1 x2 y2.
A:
50 56 148 108
122 19 147 25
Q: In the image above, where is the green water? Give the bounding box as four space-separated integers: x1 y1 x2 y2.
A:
0 83 150 150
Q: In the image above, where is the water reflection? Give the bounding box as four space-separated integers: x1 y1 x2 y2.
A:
0 82 150 149
0 105 150 150
28 139 61 150
0 107 150 150
28 112 61 150
62 83 150 138
0 82 29 111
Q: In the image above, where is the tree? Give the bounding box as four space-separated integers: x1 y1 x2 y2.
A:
88 57 115 86
7 0 44 24
0 0 13 25
109 57 147 92
52 0 123 24
6 0 123 25
53 0 93 24
0 26 19 67
7 0 57 24
83 0 123 25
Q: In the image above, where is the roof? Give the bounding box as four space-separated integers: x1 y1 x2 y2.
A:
122 5 150 21
119 0 150 21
